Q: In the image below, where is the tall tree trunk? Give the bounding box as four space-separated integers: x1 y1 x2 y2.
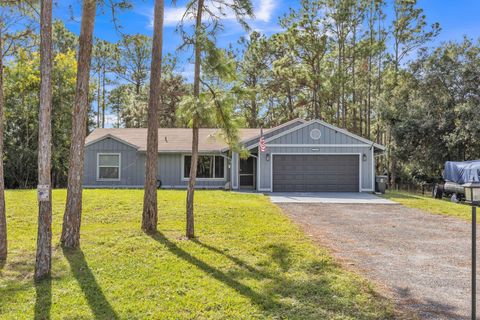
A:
101 67 106 128
359 97 363 135
367 2 374 141
35 0 53 281
313 88 318 119
376 121 380 144
142 0 164 233
286 83 294 119
376 9 383 144
351 21 356 132
249 99 257 128
186 0 204 239
60 0 97 248
248 78 257 127
317 88 322 121
388 7 402 188
337 33 341 127
135 81 141 96
97 76 101 127
341 32 346 129
0 27 7 262
353 107 357 133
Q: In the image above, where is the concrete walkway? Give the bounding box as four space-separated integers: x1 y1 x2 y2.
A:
269 192 396 204
279 203 475 319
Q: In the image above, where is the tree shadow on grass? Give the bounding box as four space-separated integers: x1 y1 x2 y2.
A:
34 278 51 320
149 232 281 310
192 240 293 279
264 244 292 272
191 239 272 279
152 233 395 319
62 248 118 320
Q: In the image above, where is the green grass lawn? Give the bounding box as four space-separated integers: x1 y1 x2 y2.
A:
384 190 472 220
0 189 394 319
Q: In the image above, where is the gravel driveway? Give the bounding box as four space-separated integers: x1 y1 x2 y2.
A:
278 203 474 320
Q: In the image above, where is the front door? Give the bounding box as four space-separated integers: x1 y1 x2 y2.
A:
239 156 256 189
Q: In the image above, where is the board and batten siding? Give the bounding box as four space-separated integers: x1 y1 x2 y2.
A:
243 119 305 148
157 153 227 189
84 137 144 187
84 138 228 188
268 121 368 145
84 120 380 191
257 121 375 192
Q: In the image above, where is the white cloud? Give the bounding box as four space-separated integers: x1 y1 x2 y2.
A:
164 7 189 27
152 0 278 27
251 23 284 35
256 0 276 22
104 114 119 128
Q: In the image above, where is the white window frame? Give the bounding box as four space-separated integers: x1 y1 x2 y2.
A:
181 154 227 181
97 153 121 181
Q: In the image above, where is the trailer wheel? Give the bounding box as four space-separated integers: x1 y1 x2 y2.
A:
432 184 443 199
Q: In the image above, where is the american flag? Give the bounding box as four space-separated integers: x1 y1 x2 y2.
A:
259 127 266 153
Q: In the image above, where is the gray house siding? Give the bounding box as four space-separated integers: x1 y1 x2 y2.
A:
85 139 227 189
256 121 375 192
158 153 227 189
84 120 381 191
244 119 305 148
84 137 144 187
268 121 368 145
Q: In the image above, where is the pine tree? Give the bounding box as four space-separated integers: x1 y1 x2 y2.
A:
142 0 164 234
61 0 97 248
35 0 53 281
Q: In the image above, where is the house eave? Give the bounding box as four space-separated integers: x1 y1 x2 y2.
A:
85 134 140 150
246 119 386 151
136 149 227 154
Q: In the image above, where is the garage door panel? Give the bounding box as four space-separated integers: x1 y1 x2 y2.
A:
272 155 359 192
275 175 356 183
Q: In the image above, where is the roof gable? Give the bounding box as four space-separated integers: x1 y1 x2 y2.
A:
85 133 140 150
83 119 385 153
241 118 306 148
249 119 385 150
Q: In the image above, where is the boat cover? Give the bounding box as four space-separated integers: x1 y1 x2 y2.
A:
443 161 480 184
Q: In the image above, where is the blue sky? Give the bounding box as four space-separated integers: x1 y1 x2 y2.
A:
55 0 480 72
54 0 480 126
55 0 480 80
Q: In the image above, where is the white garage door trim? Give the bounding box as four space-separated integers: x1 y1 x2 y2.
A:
260 153 363 192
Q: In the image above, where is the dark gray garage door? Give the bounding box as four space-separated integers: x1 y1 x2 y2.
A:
272 155 359 192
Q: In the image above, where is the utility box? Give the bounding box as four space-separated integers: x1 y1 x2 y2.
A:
375 175 388 194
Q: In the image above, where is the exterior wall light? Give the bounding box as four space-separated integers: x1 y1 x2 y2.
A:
464 183 480 205
362 153 367 161
266 153 270 161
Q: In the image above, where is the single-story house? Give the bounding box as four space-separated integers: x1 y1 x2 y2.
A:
84 118 386 192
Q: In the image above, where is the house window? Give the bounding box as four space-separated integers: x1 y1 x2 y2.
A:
183 155 225 179
97 153 121 180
